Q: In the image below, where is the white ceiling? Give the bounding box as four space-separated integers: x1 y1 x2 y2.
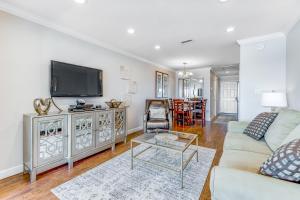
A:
1 0 300 70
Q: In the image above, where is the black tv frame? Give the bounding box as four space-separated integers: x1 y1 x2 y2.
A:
50 60 103 97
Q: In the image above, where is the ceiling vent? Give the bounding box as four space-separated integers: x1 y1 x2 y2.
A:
181 39 193 45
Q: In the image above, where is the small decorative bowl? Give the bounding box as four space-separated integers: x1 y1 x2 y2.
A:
105 99 123 108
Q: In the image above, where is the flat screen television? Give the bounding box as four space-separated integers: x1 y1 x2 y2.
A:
50 61 103 97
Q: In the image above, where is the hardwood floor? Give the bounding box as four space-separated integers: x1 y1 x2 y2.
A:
0 122 226 200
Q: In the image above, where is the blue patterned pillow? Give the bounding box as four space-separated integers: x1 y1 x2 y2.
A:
260 139 300 182
243 112 278 140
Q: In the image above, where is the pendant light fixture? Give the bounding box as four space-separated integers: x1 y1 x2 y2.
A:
178 62 193 78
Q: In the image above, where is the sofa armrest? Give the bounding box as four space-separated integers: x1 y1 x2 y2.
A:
227 121 249 133
210 166 300 200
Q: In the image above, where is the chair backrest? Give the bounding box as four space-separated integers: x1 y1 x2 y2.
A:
192 100 202 110
173 99 185 113
145 99 169 113
188 97 201 101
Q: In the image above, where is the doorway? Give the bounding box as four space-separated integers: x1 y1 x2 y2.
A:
211 65 239 124
220 81 238 114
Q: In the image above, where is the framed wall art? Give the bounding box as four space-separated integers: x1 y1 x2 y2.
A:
128 80 137 94
120 65 130 80
155 71 168 98
162 73 169 98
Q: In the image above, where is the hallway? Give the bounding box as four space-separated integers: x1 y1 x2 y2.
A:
213 113 238 124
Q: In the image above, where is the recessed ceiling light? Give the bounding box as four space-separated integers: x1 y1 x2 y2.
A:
154 45 161 50
226 26 235 33
219 0 228 2
127 28 135 35
225 71 230 74
74 0 87 4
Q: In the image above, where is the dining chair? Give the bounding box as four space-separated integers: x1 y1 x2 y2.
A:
191 99 207 127
174 100 192 126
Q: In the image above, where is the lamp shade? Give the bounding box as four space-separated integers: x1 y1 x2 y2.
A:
261 92 287 108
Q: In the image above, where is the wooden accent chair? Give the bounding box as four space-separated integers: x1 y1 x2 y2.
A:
143 99 172 133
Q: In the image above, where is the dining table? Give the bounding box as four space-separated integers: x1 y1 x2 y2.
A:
172 99 207 127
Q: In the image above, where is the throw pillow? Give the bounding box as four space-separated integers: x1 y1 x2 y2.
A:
265 109 300 151
243 112 278 140
149 107 166 119
260 139 300 183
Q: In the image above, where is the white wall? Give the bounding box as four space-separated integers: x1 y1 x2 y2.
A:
0 11 175 179
287 20 300 110
210 71 218 119
239 34 286 121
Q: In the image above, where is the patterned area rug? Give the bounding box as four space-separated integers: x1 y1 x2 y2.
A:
52 145 216 200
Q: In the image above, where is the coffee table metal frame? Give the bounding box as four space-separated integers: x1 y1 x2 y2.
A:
130 130 199 188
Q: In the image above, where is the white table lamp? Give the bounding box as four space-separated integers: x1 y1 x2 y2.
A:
261 92 287 112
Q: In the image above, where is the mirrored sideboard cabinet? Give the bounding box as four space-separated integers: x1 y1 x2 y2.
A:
23 108 127 182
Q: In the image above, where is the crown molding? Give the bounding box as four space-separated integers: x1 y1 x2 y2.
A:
237 32 286 46
175 63 239 71
0 1 175 72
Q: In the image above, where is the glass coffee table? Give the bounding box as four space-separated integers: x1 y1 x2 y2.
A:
130 129 199 188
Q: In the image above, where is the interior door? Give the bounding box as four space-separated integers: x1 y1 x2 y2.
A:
220 81 238 114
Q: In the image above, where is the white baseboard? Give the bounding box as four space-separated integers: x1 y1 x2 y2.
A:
0 127 143 180
0 164 23 180
128 126 143 135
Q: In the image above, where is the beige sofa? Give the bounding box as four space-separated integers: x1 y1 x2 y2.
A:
210 121 300 200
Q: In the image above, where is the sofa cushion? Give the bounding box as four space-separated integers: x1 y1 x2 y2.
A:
219 150 270 173
260 139 300 182
224 131 272 155
265 109 300 151
281 124 300 146
228 121 249 133
243 112 278 140
210 166 300 200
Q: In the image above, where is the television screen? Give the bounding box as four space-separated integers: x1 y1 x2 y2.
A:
50 61 103 97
